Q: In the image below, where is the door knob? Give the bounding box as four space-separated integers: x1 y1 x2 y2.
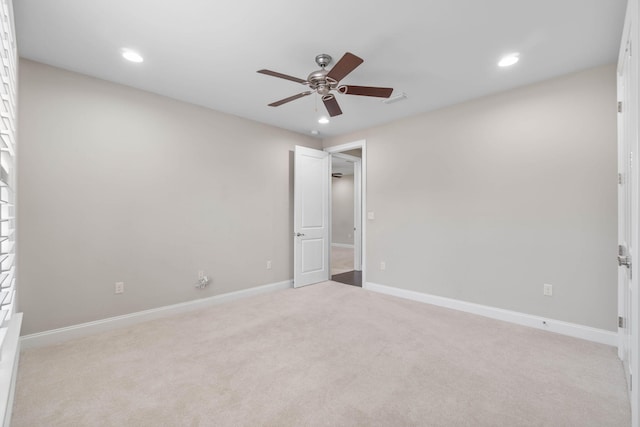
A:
618 255 631 268
295 232 305 237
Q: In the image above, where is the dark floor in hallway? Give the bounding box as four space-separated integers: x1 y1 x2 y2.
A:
331 270 362 287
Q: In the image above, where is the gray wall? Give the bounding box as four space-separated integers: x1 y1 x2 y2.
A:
17 59 321 335
324 64 618 331
17 60 618 334
332 175 354 245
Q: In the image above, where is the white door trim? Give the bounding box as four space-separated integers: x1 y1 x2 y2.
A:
353 160 362 271
325 140 367 284
331 153 361 162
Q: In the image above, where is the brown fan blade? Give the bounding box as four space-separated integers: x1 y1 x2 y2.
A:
338 85 393 98
322 94 343 117
257 69 307 84
326 52 363 83
268 91 312 107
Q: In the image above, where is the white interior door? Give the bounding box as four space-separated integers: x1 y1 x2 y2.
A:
294 146 330 288
618 13 638 415
618 42 633 385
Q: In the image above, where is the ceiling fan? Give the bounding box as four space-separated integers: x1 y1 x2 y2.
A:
257 52 393 117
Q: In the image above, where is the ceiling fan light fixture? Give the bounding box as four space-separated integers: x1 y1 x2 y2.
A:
122 49 144 63
498 53 519 67
317 84 330 95
318 117 330 124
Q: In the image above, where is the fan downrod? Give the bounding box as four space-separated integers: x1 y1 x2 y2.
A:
315 54 332 68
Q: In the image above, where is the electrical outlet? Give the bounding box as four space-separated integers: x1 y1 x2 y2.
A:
380 261 386 271
543 283 553 296
115 282 124 294
266 260 272 270
198 270 205 280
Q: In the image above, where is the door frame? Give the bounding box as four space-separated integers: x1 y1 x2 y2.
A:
325 140 367 285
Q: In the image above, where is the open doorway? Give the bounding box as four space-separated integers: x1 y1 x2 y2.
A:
330 149 362 287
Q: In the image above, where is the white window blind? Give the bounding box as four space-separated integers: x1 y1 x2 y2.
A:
0 0 16 332
0 1 19 425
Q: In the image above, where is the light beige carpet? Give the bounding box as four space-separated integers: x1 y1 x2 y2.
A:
331 246 354 275
14 282 630 426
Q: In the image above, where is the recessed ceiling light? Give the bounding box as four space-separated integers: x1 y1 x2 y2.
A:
311 130 319 135
122 49 144 63
498 53 519 67
318 117 329 124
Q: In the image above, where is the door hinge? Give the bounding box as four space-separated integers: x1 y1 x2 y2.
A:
619 316 625 328
619 173 623 185
618 245 632 278
618 101 623 113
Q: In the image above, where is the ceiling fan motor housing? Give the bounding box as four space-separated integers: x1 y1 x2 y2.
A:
308 54 336 95
307 68 336 95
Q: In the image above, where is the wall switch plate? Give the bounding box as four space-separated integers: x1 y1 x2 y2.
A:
198 270 205 280
543 283 553 296
380 261 386 271
266 260 272 270
367 211 375 220
115 282 124 294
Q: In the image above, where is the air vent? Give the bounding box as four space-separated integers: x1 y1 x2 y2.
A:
383 92 408 104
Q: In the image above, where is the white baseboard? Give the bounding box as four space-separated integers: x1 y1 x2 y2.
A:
364 282 617 347
22 280 616 349
331 243 354 249
21 280 293 350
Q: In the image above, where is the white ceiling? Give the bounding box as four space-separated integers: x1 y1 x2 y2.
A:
13 0 627 138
